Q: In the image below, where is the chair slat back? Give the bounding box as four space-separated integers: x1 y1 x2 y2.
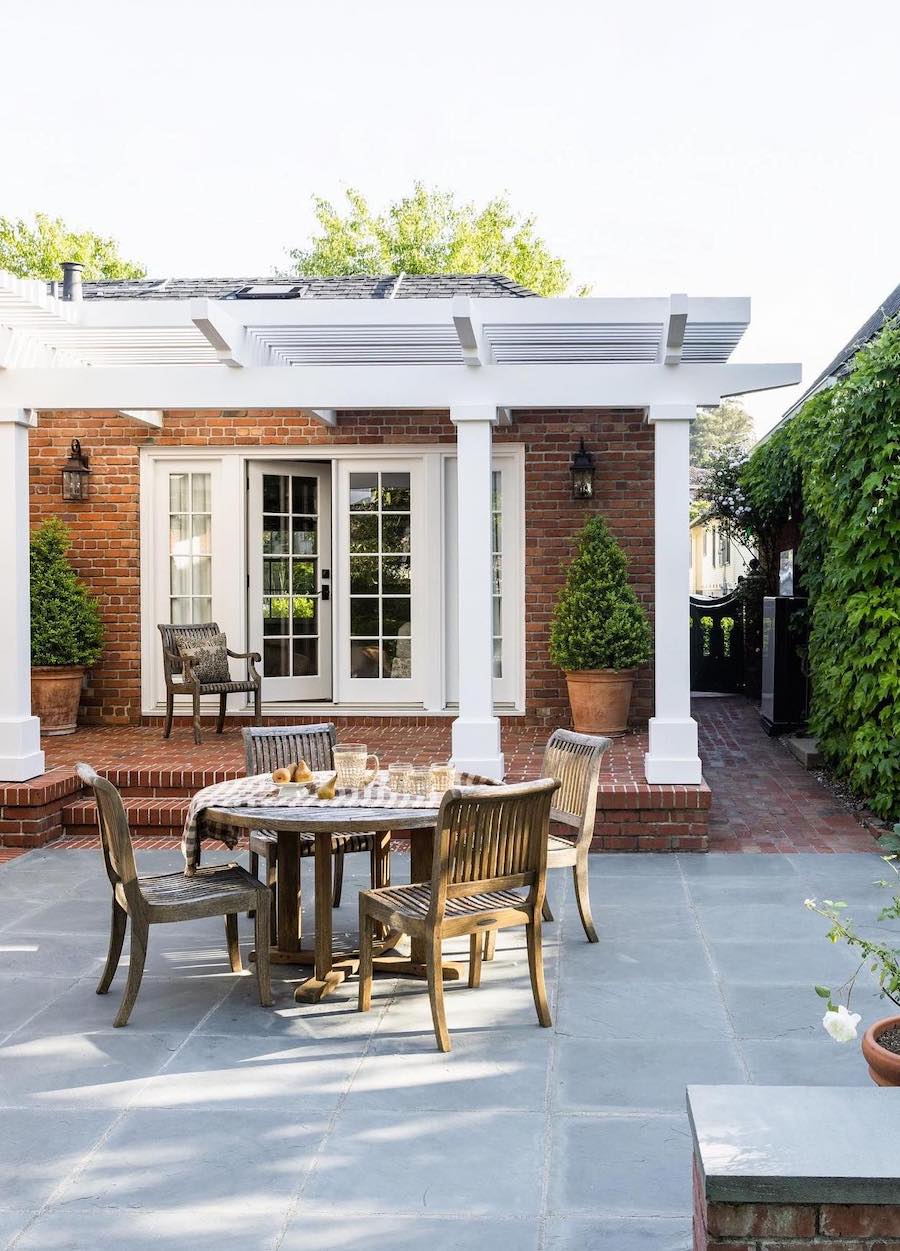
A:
76 764 144 915
158 622 222 680
431 779 559 915
541 729 610 846
242 723 337 775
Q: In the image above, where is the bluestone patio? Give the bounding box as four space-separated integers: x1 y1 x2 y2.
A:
0 846 886 1251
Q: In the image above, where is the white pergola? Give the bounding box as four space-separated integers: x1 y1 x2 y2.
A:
0 272 800 783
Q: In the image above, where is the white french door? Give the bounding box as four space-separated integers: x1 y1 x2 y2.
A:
247 462 332 701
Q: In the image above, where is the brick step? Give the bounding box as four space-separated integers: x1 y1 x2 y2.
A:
62 796 191 839
98 766 243 798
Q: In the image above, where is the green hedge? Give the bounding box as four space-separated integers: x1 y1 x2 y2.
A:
30 518 104 667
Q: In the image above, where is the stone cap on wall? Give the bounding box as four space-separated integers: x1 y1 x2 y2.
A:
688 1084 900 1205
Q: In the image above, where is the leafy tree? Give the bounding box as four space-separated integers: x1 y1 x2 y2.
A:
288 184 582 296
30 519 104 667
0 212 145 280
691 399 755 469
549 516 651 671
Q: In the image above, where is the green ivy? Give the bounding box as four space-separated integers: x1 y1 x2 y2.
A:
724 319 900 820
30 519 104 667
549 515 651 671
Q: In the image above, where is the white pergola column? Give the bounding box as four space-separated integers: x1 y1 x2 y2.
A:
449 404 504 780
0 409 45 781
644 404 702 785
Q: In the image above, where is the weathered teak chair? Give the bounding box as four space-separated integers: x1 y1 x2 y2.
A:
357 778 559 1052
483 728 610 961
78 764 272 1027
158 622 262 745
243 724 390 936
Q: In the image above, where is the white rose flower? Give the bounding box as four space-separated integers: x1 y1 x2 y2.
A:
822 1004 862 1043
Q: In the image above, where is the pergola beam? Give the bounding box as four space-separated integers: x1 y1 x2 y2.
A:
451 296 484 366
663 292 689 365
0 361 801 411
118 409 164 428
190 299 261 368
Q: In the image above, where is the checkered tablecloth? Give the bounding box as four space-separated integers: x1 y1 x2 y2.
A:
182 769 496 871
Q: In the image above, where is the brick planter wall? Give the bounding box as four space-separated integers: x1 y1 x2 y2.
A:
694 1159 900 1248
29 406 654 728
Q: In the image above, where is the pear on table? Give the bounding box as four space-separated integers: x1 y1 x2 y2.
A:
316 772 338 800
293 760 313 783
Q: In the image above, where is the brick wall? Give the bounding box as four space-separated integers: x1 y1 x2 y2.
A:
694 1159 900 1250
29 406 654 727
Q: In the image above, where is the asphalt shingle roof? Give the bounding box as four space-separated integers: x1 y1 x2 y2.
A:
77 273 537 300
776 280 900 426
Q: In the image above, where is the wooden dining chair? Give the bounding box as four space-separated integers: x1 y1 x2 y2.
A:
357 777 560 1052
78 764 272 1027
483 729 610 962
243 725 390 937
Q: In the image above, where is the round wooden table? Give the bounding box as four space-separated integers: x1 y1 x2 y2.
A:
204 803 464 1002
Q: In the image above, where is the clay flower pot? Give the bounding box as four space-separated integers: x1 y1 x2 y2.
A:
564 668 636 737
861 1015 900 1087
31 665 85 736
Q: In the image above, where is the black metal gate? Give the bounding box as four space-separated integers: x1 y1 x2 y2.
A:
690 594 745 693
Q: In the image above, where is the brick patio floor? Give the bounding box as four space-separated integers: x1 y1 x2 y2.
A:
695 695 878 853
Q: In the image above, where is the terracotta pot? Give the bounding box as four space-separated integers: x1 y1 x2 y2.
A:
31 666 85 736
861 1015 900 1087
564 668 636 737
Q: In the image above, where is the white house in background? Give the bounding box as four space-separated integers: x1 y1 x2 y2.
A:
690 513 755 597
0 271 800 786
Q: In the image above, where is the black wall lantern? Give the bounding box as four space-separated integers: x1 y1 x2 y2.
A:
61 439 91 501
570 438 596 501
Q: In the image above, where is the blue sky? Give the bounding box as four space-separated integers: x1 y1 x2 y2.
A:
4 0 898 431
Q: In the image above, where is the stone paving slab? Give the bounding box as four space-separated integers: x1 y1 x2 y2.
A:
0 846 892 1251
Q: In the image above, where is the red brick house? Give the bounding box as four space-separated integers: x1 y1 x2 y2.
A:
0 269 798 802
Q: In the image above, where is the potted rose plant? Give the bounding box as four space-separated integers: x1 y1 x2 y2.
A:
806 852 900 1086
549 515 652 736
30 518 104 735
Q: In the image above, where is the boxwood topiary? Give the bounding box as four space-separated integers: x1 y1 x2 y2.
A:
549 515 651 672
30 518 104 667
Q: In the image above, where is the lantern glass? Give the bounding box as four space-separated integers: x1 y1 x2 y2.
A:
570 439 595 501
61 440 90 501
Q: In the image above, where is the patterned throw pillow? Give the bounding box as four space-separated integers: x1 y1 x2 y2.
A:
174 631 231 684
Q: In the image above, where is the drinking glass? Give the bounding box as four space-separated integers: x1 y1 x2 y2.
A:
407 768 432 798
388 762 412 793
429 763 455 793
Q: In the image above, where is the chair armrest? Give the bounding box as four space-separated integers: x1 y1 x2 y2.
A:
227 648 262 683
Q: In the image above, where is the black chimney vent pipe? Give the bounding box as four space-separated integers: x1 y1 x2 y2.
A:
61 261 83 301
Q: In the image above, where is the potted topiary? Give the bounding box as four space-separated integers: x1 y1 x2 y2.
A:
549 515 652 736
30 518 104 735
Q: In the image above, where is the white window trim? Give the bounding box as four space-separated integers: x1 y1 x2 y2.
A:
139 443 526 718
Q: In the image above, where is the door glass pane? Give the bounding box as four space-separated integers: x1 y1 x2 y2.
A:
292 477 317 515
264 637 290 677
381 514 410 553
292 596 317 635
351 640 380 678
350 598 379 636
263 559 289 594
292 637 318 676
348 470 412 680
168 472 212 624
382 597 411 637
350 556 378 594
258 472 322 681
349 473 378 511
263 475 289 512
350 515 378 552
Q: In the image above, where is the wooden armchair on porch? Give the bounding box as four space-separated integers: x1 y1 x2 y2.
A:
158 622 262 745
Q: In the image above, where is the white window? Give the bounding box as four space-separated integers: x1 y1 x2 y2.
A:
167 471 212 624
